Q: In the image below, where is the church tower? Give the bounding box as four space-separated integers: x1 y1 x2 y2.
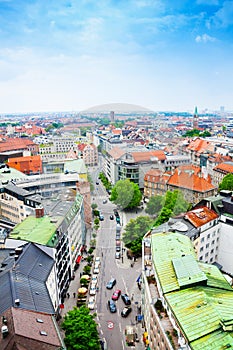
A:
193 106 198 129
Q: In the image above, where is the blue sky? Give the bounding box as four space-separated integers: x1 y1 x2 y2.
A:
0 0 233 113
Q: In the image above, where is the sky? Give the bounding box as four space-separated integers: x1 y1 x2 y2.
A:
0 0 233 114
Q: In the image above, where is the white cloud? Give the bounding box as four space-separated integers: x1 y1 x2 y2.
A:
195 33 216 42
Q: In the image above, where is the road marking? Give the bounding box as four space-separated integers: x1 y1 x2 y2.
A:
119 323 122 332
107 321 114 329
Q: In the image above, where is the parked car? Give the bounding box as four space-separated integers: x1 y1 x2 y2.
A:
89 285 96 296
121 293 131 305
103 199 107 204
121 306 132 317
108 299 117 313
91 275 98 285
115 251 121 259
93 267 100 274
112 289 121 300
106 278 116 289
110 215 114 220
116 246 121 252
88 296 95 310
96 181 99 185
95 256 101 263
99 214 104 221
94 261 101 268
116 233 121 240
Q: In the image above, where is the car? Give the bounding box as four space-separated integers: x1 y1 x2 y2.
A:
103 199 107 204
110 215 114 220
96 181 99 185
93 267 100 274
99 214 104 221
121 294 131 305
113 209 119 216
115 252 121 259
94 261 101 268
108 299 117 313
88 296 95 310
91 275 98 285
95 256 101 262
116 233 121 240
89 285 96 296
106 278 116 289
121 306 132 317
112 289 121 300
116 217 121 224
116 246 121 252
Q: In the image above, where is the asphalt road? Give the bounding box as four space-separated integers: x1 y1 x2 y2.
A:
90 167 145 350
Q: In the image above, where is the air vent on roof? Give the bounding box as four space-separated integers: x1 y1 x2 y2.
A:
36 318 43 323
15 247 23 255
1 325 9 338
15 299 20 306
40 331 47 336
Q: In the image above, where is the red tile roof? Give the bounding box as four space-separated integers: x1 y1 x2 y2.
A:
167 167 215 192
213 162 233 174
0 138 35 153
186 138 214 154
132 150 166 162
185 206 219 228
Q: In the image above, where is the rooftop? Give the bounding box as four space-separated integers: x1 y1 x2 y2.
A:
9 216 58 246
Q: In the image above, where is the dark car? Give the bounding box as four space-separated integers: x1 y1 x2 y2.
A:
110 215 114 220
103 199 107 204
108 299 117 313
106 278 116 289
99 214 104 221
121 293 131 305
116 216 121 224
96 181 99 185
121 306 132 317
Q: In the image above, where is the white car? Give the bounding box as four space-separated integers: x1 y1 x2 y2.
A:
91 275 98 285
89 285 96 295
95 257 101 263
93 267 100 274
88 296 95 310
94 261 101 268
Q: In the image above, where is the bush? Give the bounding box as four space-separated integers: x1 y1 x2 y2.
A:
83 265 91 275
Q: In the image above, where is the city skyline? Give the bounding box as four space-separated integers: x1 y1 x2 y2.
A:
0 0 233 114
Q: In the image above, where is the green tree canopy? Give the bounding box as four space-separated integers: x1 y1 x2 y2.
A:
110 179 142 209
219 173 233 191
145 195 164 215
122 216 153 255
61 306 100 350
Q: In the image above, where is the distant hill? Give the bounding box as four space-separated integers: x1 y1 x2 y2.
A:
81 103 154 114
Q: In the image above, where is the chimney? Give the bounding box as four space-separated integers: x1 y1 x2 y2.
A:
35 206 44 218
15 299 20 306
1 325 9 339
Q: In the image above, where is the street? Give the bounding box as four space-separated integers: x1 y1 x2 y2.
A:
91 166 145 350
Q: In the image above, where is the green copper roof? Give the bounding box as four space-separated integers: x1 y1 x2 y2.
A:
172 255 207 287
10 216 59 246
151 232 196 293
151 232 233 350
64 159 87 174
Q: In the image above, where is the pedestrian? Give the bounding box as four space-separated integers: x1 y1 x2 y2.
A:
67 292 70 298
73 292 76 298
131 293 134 301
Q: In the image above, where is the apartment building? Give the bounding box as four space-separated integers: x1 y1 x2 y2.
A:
78 143 98 166
167 165 216 204
212 161 233 186
144 169 169 198
0 183 43 224
5 191 86 306
141 231 233 350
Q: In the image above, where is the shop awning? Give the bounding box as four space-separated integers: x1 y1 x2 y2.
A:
76 255 82 264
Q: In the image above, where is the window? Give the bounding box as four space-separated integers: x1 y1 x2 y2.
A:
211 249 214 254
207 233 210 239
200 247 203 252
199 256 203 260
205 252 209 257
201 237 205 243
210 257 213 262
206 243 209 248
211 240 215 245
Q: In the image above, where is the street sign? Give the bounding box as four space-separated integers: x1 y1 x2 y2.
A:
107 321 114 329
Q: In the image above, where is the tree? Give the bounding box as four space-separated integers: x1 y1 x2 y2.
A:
145 195 164 215
122 216 153 255
62 306 100 350
110 179 142 209
219 173 233 191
